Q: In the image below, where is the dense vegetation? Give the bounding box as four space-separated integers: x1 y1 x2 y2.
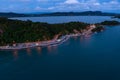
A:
113 16 120 19
0 17 88 46
0 17 118 46
40 11 119 16
0 12 27 18
100 20 120 25
92 25 104 32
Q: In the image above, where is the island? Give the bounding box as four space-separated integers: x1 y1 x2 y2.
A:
0 17 105 50
113 16 120 19
99 20 120 25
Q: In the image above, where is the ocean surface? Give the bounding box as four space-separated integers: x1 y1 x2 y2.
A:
1 16 120 80
10 16 119 24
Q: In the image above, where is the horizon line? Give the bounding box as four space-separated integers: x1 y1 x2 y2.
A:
0 11 120 14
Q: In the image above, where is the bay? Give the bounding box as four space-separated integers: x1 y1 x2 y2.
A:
10 16 120 24
0 16 120 80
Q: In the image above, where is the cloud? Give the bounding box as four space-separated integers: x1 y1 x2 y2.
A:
102 0 120 10
46 0 120 12
64 0 80 4
20 0 31 2
35 6 42 10
37 0 48 2
0 0 120 12
11 0 31 2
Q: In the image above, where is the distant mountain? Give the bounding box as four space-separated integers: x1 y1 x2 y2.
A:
0 12 27 17
39 11 120 16
0 11 120 18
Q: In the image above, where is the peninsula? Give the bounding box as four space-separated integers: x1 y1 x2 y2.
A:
98 20 120 25
113 16 120 19
0 17 104 50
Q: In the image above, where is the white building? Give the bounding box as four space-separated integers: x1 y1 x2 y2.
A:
90 24 96 28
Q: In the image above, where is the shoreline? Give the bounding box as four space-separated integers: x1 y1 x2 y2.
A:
0 33 84 50
0 25 98 50
0 35 70 50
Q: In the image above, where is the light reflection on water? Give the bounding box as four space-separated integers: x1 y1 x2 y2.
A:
36 47 42 55
47 45 58 54
73 36 78 40
9 36 93 61
26 48 32 56
80 35 92 44
52 45 58 51
13 50 18 60
11 45 59 59
47 46 52 53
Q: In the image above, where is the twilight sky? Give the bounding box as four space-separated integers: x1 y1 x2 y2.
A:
0 0 120 13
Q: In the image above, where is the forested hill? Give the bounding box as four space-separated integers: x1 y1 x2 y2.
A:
0 17 88 45
0 11 120 18
39 11 119 16
0 17 118 46
0 12 27 17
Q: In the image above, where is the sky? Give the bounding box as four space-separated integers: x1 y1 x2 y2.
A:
0 0 120 13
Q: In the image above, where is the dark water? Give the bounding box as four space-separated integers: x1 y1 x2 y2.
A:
1 16 120 80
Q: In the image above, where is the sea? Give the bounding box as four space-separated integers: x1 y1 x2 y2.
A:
0 16 120 80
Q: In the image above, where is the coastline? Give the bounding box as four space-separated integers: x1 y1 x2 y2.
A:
0 24 99 50
0 34 80 50
0 33 93 50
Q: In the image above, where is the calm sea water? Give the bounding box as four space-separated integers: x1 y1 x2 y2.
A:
10 16 120 24
0 16 120 80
